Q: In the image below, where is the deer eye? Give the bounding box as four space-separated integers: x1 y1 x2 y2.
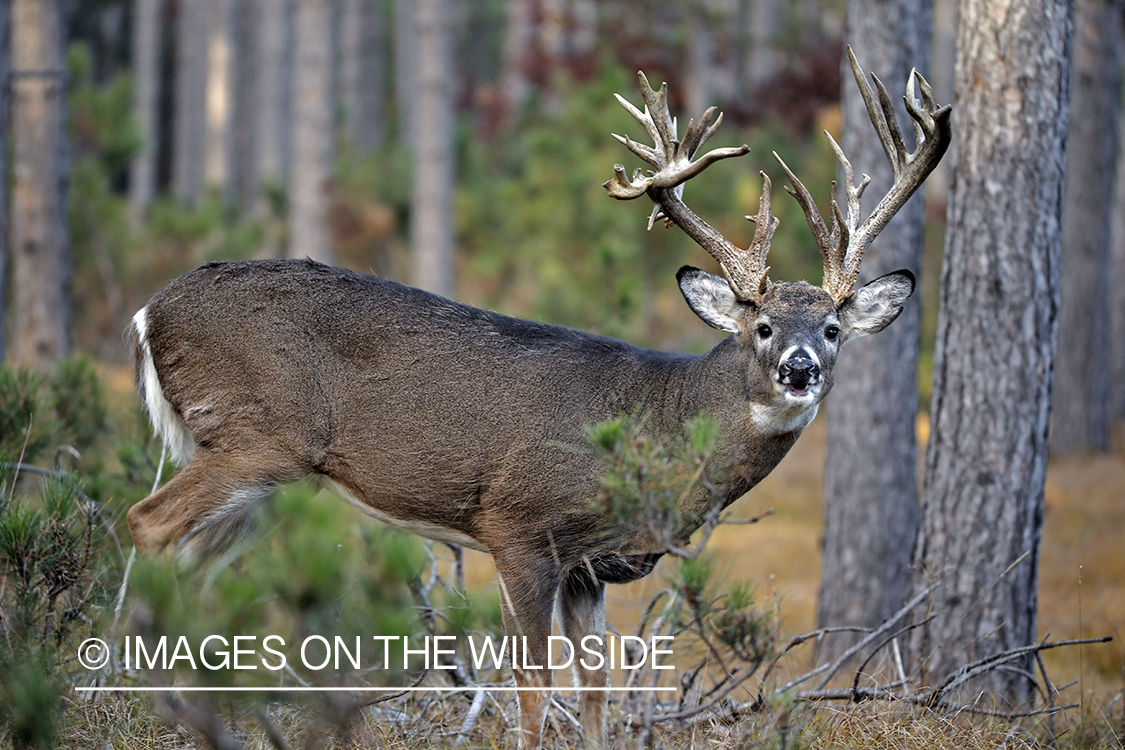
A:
825 325 840 341
756 324 772 339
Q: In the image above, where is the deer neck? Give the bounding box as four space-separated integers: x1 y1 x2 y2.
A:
673 336 816 508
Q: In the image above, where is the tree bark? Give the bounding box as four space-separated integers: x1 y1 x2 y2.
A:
410 0 456 296
288 0 334 262
9 0 71 369
251 0 291 217
0 1 9 361
340 0 387 154
909 0 1071 702
129 0 164 224
172 0 207 204
203 0 232 196
1051 0 1123 454
816 0 931 662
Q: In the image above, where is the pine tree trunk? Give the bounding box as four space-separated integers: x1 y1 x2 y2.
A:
815 0 931 661
203 0 233 196
228 0 259 206
9 0 71 369
0 1 9 361
1050 0 1123 455
410 0 455 296
129 0 163 225
172 0 207 204
288 0 334 262
251 0 291 217
909 0 1071 701
340 0 387 154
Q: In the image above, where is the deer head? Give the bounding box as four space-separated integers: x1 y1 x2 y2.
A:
605 47 951 424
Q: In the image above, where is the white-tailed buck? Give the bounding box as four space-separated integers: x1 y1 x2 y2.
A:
129 49 950 749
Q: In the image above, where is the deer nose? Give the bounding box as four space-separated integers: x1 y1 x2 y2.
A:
779 355 820 388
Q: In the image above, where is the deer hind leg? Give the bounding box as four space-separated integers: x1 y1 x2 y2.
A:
559 567 609 749
494 555 560 750
127 449 292 561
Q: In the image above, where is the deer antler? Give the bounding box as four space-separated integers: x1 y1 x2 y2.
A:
604 72 778 303
776 46 952 303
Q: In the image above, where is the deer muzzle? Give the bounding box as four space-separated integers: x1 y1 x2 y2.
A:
778 353 820 396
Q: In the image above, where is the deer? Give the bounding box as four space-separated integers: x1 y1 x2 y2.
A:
127 48 950 749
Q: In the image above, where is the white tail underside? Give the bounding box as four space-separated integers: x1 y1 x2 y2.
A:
133 306 196 466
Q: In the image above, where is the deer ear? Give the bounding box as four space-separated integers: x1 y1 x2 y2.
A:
839 270 915 339
677 266 746 333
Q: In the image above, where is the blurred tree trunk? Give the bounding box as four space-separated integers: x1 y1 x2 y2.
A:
251 0 291 217
1113 65 1125 424
172 0 206 204
502 0 534 114
684 9 716 124
909 0 1071 701
410 0 455 295
1051 0 1123 455
129 0 164 225
816 0 931 662
288 0 334 262
9 0 71 368
203 0 232 197
228 0 259 205
340 0 387 154
0 1 9 361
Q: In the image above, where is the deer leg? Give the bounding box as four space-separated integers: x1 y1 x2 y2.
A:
494 555 559 750
559 567 608 749
127 449 292 560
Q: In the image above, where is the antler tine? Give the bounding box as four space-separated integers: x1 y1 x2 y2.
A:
604 71 765 301
744 172 780 298
776 47 952 303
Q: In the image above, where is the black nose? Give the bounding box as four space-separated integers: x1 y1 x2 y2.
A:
779 356 820 388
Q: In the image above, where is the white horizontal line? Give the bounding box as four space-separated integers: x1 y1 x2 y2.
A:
74 686 676 693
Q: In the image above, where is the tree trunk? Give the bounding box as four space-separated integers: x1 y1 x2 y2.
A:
815 0 931 662
909 0 1071 702
340 0 387 154
0 1 9 361
1050 0 1123 455
129 0 164 225
251 0 291 217
410 0 456 296
1113 29 1125 423
227 0 258 206
172 0 207 204
203 0 232 196
10 0 71 369
288 0 334 262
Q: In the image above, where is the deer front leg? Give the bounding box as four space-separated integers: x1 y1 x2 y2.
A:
559 567 609 749
495 555 560 750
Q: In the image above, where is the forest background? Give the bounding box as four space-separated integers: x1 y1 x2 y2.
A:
0 0 1122 747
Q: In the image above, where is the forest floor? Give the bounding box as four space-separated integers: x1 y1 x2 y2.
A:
89 367 1124 747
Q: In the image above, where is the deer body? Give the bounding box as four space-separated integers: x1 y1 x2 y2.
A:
129 50 950 750
130 258 824 563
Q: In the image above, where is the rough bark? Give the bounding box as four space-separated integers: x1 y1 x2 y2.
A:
910 0 1071 702
9 0 71 368
288 0 334 262
816 0 931 661
1051 0 1123 454
410 0 456 296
